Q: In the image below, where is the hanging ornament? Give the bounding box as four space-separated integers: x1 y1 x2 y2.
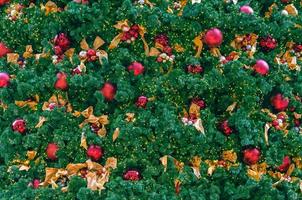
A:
253 59 269 75
101 82 116 101
12 119 26 134
123 169 141 181
46 143 59 160
0 72 10 88
243 147 261 165
87 145 104 161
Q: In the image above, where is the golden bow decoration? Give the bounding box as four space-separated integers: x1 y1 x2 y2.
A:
41 158 117 191
15 94 39 111
41 1 58 16
190 156 202 179
160 155 184 173
79 106 109 137
80 36 108 65
109 20 149 56
230 33 258 58
182 102 205 135
247 162 268 181
270 164 300 187
205 150 238 176
275 42 301 71
42 94 72 112
7 45 49 64
8 151 37 172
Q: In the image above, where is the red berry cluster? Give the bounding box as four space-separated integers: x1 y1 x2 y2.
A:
219 120 233 136
187 64 203 74
53 33 70 61
154 34 175 63
272 113 287 130
259 35 277 51
121 24 140 43
136 96 148 108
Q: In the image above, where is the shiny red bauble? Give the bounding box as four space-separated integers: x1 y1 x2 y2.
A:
101 82 116 101
46 143 59 160
204 28 223 47
12 119 26 134
0 72 10 88
87 145 103 161
253 59 269 75
243 147 261 165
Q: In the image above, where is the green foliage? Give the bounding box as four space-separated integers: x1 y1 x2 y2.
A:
0 0 302 199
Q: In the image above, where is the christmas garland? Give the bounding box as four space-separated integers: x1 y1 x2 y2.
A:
0 0 302 199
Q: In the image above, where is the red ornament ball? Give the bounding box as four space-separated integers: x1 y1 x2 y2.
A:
123 169 141 181
243 147 261 165
277 156 291 172
240 5 254 14
87 49 97 62
12 119 26 134
204 28 223 47
271 93 289 111
136 96 148 108
0 72 10 88
0 42 10 58
259 36 277 51
101 82 116 101
253 59 269 75
87 145 103 161
0 0 9 6
46 143 59 160
128 62 145 76
32 179 40 189
54 72 68 90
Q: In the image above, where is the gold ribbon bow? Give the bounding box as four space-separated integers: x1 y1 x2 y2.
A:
41 158 117 191
9 151 37 172
42 94 72 112
15 94 39 110
80 36 108 65
79 106 109 137
41 1 58 16
230 33 258 58
109 20 149 56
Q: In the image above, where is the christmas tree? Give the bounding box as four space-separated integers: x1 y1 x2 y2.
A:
0 0 302 199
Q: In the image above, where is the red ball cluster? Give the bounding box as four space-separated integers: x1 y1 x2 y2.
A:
0 0 9 6
121 25 140 43
136 96 148 108
219 120 233 136
123 169 141 181
53 33 70 56
259 35 277 51
154 34 174 63
187 64 203 74
272 113 287 130
192 98 206 109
